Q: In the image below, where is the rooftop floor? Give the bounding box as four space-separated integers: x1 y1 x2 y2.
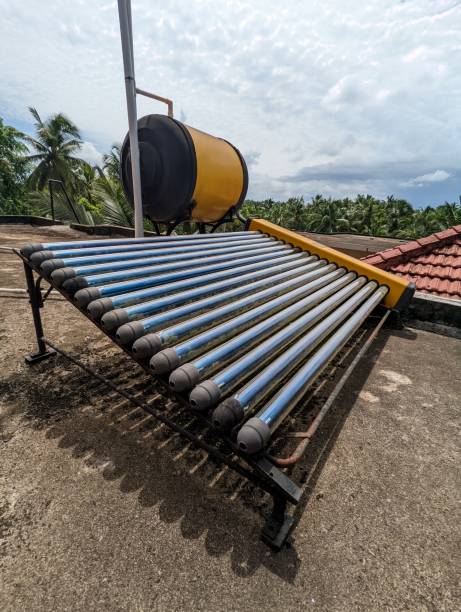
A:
0 225 460 611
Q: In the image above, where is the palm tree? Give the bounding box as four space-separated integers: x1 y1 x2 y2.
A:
305 196 351 233
93 168 133 226
383 196 413 236
23 107 84 191
102 144 122 182
436 201 461 228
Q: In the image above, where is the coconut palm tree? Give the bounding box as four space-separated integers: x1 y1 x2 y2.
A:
23 107 85 191
102 144 122 182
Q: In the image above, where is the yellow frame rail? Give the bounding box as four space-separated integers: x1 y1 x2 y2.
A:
248 219 415 310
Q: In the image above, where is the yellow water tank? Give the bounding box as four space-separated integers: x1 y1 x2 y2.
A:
120 114 248 223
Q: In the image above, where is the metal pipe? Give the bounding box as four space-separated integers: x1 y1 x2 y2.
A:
20 230 261 259
136 87 174 118
110 258 323 335
272 309 391 466
73 250 306 307
117 0 143 237
88 254 310 320
41 236 274 278
62 243 292 292
28 232 268 265
156 270 354 389
236 284 388 454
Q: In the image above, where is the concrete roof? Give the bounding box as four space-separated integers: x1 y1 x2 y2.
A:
1 224 459 611
297 231 408 258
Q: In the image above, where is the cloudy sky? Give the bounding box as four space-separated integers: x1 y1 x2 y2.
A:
1 0 460 207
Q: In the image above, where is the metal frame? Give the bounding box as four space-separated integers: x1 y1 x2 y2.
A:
19 253 388 549
149 208 246 236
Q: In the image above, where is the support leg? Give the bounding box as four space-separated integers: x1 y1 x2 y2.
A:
23 262 56 364
261 496 295 550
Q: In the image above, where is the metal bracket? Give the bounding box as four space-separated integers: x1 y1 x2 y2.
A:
253 456 302 505
261 496 295 550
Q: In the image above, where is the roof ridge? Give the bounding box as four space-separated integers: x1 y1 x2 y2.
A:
362 224 461 266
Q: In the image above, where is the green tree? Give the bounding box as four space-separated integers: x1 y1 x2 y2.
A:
304 195 351 233
0 117 31 214
102 144 122 182
24 107 85 192
435 201 461 228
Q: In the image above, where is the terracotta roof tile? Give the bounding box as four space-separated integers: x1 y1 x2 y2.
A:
434 228 458 240
379 247 405 261
363 254 385 266
362 224 461 300
416 235 440 247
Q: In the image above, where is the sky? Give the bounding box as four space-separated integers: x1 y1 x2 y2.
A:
1 0 460 207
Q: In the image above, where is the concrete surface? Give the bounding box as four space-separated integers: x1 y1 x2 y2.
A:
0 225 460 611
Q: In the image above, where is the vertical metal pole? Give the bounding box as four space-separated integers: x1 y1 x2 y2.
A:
117 0 144 237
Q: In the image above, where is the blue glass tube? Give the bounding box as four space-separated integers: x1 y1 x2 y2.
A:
75 251 307 308
236 285 388 453
194 275 368 415
165 272 357 394
156 273 356 390
28 232 268 264
21 230 261 258
42 236 273 273
113 260 329 341
149 267 344 366
64 243 291 289
88 253 311 319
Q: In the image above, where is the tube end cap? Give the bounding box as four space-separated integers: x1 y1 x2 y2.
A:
212 397 244 431
101 308 129 330
116 321 145 345
30 250 53 265
150 348 179 375
50 266 75 286
132 333 162 358
62 276 88 296
189 380 222 411
74 286 102 308
169 363 200 392
41 259 65 277
20 243 44 259
87 298 114 319
236 417 271 454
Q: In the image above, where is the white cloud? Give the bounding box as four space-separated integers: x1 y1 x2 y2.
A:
404 169 452 187
0 0 460 206
79 141 103 166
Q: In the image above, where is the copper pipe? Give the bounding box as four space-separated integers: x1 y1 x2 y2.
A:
272 309 390 466
136 87 174 117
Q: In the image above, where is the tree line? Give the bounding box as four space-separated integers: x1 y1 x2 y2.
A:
1 109 460 238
